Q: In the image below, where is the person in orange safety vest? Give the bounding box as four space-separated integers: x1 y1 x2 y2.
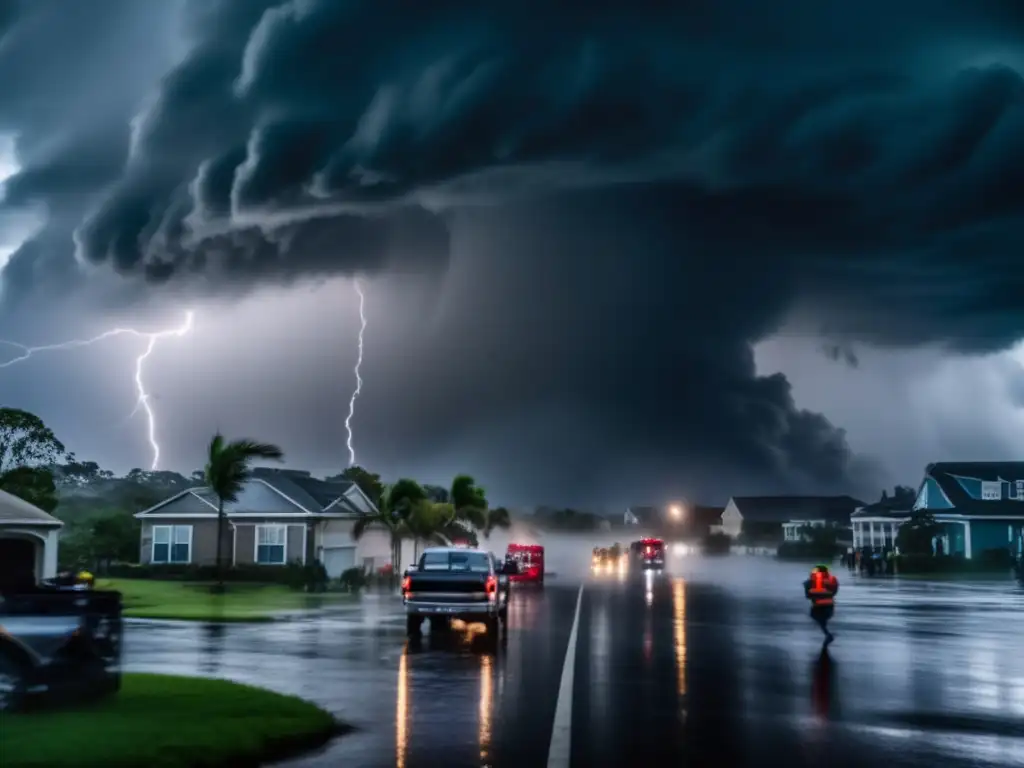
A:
804 564 839 643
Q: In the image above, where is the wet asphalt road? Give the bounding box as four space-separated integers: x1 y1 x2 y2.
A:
123 558 1024 767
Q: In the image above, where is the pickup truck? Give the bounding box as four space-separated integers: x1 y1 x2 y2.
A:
402 547 517 638
0 585 123 712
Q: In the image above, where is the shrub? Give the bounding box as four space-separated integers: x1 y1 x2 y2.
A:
701 532 732 556
339 567 367 593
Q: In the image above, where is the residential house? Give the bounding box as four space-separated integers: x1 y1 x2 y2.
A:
135 468 402 578
721 495 865 543
880 462 1024 559
0 488 61 584
850 497 913 550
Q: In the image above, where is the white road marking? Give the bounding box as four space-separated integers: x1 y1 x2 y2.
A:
547 585 584 768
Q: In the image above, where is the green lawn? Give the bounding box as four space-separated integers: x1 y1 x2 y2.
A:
98 578 352 622
4 673 345 768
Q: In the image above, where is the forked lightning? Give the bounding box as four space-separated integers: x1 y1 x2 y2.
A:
0 312 194 470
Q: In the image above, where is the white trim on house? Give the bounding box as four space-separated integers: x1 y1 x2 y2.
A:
254 524 288 565
981 481 1002 500
151 524 193 564
344 483 378 513
135 511 356 519
302 523 308 565
230 522 238 567
136 489 218 517
0 518 63 528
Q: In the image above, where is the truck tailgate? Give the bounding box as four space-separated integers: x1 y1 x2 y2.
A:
406 572 489 603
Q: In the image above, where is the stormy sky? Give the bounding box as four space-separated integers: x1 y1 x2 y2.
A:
2 0 1024 509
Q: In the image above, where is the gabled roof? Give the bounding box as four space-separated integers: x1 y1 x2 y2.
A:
625 506 660 524
925 462 1024 516
135 469 370 518
0 489 63 527
730 495 865 524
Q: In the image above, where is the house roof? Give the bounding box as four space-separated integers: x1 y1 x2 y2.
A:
926 462 1024 516
0 489 63 527
730 495 865 524
690 505 725 527
852 498 913 519
136 469 366 518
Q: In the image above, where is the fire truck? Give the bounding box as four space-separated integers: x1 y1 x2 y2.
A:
504 543 545 586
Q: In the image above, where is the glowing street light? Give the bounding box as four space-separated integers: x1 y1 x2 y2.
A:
669 504 684 521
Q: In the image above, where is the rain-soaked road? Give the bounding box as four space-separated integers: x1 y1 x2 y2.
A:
123 558 1024 767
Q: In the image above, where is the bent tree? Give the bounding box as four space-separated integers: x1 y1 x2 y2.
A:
0 407 68 512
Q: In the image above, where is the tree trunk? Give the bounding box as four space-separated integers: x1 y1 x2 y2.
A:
215 499 225 591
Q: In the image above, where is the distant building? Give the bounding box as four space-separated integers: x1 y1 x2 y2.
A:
721 495 864 543
857 462 1024 559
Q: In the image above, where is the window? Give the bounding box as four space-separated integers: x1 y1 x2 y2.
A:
152 525 191 564
419 551 491 572
256 525 287 564
981 481 1001 501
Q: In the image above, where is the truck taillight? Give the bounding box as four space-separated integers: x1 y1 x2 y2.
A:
486 575 497 594
401 576 411 593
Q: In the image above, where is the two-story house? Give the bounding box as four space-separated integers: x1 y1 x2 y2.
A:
861 462 1024 559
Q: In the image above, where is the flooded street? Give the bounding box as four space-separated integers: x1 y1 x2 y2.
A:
122 558 1024 767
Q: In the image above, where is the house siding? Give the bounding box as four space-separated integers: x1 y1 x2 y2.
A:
231 521 306 565
720 500 743 538
971 520 1014 555
140 519 229 566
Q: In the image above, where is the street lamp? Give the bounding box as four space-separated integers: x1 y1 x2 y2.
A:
669 504 683 521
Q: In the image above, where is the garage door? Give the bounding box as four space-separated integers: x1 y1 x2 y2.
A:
321 546 357 578
0 537 37 590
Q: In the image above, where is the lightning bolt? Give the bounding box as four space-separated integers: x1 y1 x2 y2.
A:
0 311 194 470
345 279 366 466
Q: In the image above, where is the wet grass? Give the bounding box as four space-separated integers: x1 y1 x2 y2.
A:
98 578 353 622
4 673 349 768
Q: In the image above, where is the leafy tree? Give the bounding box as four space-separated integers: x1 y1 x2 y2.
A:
422 484 450 503
0 407 68 472
387 478 428 516
896 513 941 555
880 485 917 507
204 433 284 588
0 407 68 510
333 465 385 506
0 465 58 512
90 511 140 564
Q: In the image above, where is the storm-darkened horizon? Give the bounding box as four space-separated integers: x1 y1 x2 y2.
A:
3 0 1024 508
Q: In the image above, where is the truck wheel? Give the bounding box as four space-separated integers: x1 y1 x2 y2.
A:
0 652 26 713
406 616 422 637
499 605 508 622
485 616 500 636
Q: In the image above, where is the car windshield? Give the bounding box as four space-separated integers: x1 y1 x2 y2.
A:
420 551 491 572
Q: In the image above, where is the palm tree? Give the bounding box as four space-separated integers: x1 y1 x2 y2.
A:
352 485 409 578
447 474 489 533
477 506 512 540
205 433 284 589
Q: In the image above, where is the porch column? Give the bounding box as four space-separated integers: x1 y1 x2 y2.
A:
43 528 60 579
869 521 876 547
852 524 859 548
962 521 972 559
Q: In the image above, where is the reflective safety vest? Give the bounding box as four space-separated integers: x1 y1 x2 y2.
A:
807 571 837 606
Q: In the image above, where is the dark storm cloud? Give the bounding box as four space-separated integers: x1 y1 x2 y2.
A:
4 0 1024 500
